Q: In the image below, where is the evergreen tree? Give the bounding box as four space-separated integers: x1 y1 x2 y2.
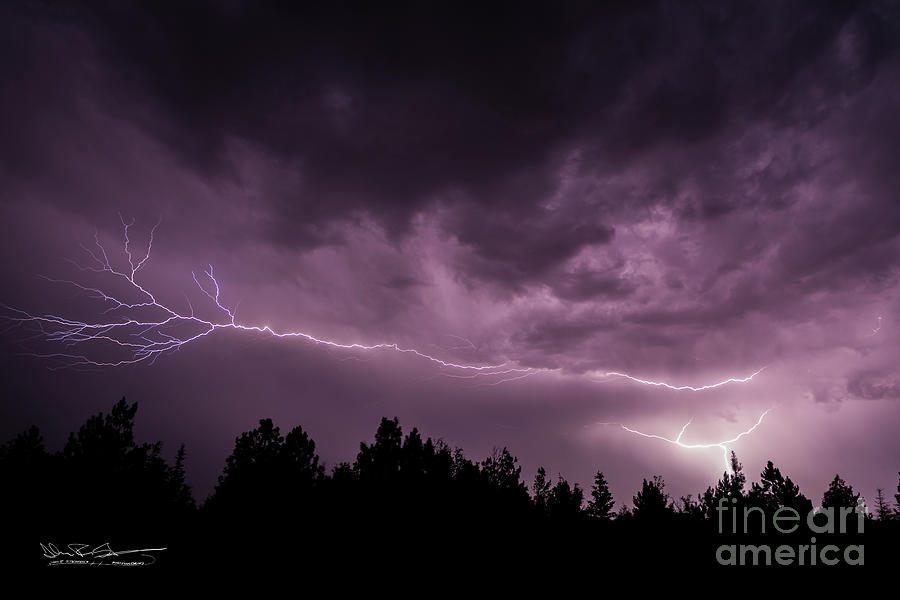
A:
168 443 196 512
399 426 425 481
477 447 531 520
61 397 194 520
748 460 812 514
632 475 674 520
214 417 284 491
701 451 747 519
821 474 861 510
480 447 526 494
209 418 323 515
533 466 551 514
677 495 705 521
895 472 900 518
586 471 615 520
0 425 46 465
615 503 632 521
874 488 891 521
356 416 403 481
283 425 325 482
547 475 584 520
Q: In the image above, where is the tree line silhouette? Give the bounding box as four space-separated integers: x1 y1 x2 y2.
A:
2 397 897 573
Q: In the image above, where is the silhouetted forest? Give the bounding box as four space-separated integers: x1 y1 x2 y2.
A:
2 398 897 576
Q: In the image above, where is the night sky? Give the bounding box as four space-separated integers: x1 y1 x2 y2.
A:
2 0 899 509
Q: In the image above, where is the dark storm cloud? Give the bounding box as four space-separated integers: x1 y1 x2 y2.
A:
549 268 635 303
446 202 616 291
513 310 613 360
5 1 891 266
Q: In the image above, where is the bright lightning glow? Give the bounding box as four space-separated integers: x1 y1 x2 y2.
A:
606 409 773 474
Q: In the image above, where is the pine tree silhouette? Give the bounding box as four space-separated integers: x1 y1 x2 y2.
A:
748 460 812 514
821 474 861 510
586 471 615 520
533 466 551 515
632 475 674 520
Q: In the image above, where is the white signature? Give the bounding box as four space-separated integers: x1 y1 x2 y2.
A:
40 542 166 566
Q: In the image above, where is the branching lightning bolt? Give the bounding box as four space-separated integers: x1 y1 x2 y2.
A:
1 218 769 400
2 218 514 372
600 408 773 474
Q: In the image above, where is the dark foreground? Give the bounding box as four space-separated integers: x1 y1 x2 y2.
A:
2 398 896 584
